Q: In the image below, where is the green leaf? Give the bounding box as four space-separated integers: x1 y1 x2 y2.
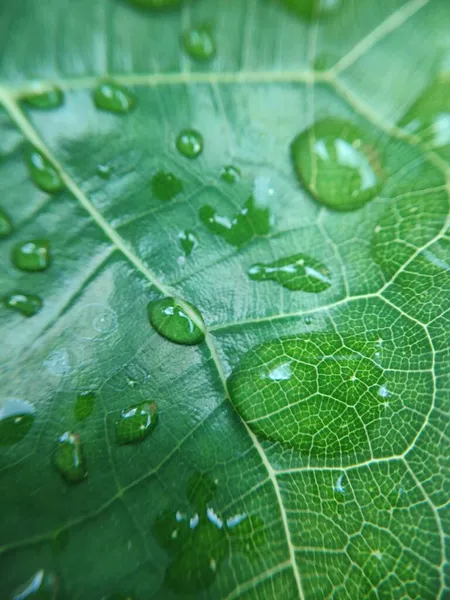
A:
0 0 448 599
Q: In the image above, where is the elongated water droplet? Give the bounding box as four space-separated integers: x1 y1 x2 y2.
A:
291 118 384 211
0 399 35 446
115 401 158 445
152 170 183 201
22 87 64 110
281 0 343 19
220 165 241 183
248 253 331 292
25 147 63 193
176 129 203 159
183 25 216 61
11 569 58 600
97 163 112 179
12 239 51 272
53 432 87 484
148 297 205 345
93 82 136 114
4 292 43 317
74 391 95 422
0 208 13 238
178 230 198 257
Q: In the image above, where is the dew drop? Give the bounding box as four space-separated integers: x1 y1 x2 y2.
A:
97 163 112 179
151 170 183 201
148 297 205 345
281 0 343 19
248 253 331 292
22 87 64 110
92 82 136 114
183 25 216 61
0 399 35 447
305 316 312 325
53 432 87 484
0 208 13 238
11 569 58 600
74 391 96 422
3 292 43 317
12 239 51 272
25 147 63 194
291 118 384 211
178 230 198 257
176 129 203 159
220 165 241 184
115 401 158 445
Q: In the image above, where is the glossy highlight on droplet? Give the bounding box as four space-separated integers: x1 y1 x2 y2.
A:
176 129 203 159
97 163 112 179
93 82 136 114
22 87 64 110
220 165 241 183
115 401 158 445
147 297 205 345
0 208 13 238
53 432 87 484
12 239 51 272
3 292 43 317
152 170 183 201
0 399 35 446
74 391 96 422
11 569 58 600
178 230 198 257
24 146 63 193
248 253 331 292
183 25 216 61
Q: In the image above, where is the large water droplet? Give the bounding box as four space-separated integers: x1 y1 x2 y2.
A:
25 147 63 194
22 87 64 110
176 129 203 159
148 297 205 345
74 391 96 422
53 432 87 484
3 292 43 317
115 401 158 445
291 118 384 211
0 399 35 446
0 208 13 238
12 239 51 272
152 170 183 201
248 253 331 292
220 165 241 184
280 0 343 19
178 230 198 257
11 569 58 600
93 82 136 114
183 25 216 61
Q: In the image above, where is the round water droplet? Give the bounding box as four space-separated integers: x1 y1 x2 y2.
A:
183 25 216 61
22 87 64 110
24 147 63 194
281 0 343 19
74 391 96 422
147 297 205 345
53 432 87 484
126 0 181 8
176 129 203 159
304 315 312 325
0 208 13 238
12 239 51 272
220 165 241 184
291 118 384 211
93 82 136 114
151 170 183 201
248 253 331 292
115 401 158 445
0 399 35 447
3 292 43 317
178 230 198 257
97 163 112 179
11 569 58 600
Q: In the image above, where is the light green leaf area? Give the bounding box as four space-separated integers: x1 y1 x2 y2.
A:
0 0 449 599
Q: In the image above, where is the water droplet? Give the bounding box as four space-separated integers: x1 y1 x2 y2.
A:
281 0 343 19
176 129 203 159
248 253 331 292
0 208 12 238
3 292 43 317
291 118 384 211
148 297 205 345
93 82 136 114
74 391 96 422
305 316 312 325
22 87 64 110
97 163 112 179
24 147 63 193
53 432 87 484
220 165 241 183
12 239 51 272
334 474 345 493
178 230 198 257
151 170 183 201
183 25 216 61
11 569 58 600
313 53 336 71
115 401 158 445
0 399 35 446
199 194 271 247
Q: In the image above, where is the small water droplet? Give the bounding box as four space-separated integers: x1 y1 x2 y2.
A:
291 118 384 211
22 87 64 110
281 0 343 19
148 297 205 345
248 253 331 292
115 401 158 445
11 239 51 272
178 230 198 257
176 129 203 159
97 163 112 179
183 25 216 61
53 432 87 484
24 146 63 193
0 399 35 446
334 474 345 493
74 391 96 422
151 170 183 201
3 292 43 317
93 82 136 114
11 569 58 600
305 316 312 325
220 165 241 183
0 208 13 238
